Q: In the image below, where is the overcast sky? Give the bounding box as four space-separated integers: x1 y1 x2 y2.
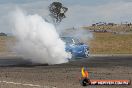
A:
1 0 132 33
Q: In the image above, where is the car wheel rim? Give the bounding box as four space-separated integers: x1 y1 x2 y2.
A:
85 48 89 57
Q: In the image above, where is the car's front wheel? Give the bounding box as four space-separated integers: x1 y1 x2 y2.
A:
84 48 89 57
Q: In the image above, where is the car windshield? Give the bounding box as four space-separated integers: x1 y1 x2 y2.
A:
61 37 80 44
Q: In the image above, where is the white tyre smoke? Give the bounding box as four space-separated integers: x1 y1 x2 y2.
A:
11 8 71 64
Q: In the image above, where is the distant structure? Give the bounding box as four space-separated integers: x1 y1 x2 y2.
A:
49 2 68 23
0 32 7 36
91 22 132 27
92 22 116 26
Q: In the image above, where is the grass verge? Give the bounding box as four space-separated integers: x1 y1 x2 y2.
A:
0 34 132 54
90 33 132 54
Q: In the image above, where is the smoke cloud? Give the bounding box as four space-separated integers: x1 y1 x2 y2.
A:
10 8 71 64
60 27 93 44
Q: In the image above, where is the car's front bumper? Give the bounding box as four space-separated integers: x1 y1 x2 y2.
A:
72 50 87 58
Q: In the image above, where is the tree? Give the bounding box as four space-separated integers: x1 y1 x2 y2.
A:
49 2 68 23
0 32 7 36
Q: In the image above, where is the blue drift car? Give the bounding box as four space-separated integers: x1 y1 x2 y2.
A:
61 37 89 59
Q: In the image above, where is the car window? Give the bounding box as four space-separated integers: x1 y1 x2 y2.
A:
61 37 80 44
73 38 80 44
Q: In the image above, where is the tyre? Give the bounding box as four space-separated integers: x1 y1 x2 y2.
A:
84 48 89 57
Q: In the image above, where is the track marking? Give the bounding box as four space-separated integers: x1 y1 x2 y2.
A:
0 80 45 87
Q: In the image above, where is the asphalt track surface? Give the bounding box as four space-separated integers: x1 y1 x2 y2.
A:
0 56 131 88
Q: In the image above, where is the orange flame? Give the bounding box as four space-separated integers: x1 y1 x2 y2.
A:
81 67 89 78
